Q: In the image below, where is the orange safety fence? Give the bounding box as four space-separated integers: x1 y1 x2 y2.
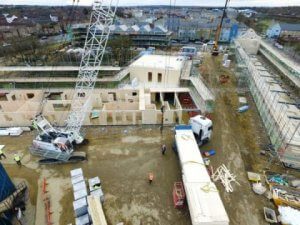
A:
42 178 51 225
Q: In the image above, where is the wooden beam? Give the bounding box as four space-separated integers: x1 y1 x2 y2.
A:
87 195 107 225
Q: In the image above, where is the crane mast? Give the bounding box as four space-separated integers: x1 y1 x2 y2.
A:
30 0 118 163
66 0 118 143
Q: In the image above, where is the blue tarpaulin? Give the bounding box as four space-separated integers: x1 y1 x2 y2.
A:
0 163 16 224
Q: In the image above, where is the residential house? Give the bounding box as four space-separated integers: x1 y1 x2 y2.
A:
266 23 300 40
72 23 172 48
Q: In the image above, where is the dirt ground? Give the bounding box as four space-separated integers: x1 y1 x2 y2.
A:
1 53 298 225
199 53 299 225
1 127 191 225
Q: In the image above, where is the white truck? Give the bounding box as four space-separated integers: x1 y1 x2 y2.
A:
189 115 213 146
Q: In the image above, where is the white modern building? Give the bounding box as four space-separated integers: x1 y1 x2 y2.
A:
129 55 186 87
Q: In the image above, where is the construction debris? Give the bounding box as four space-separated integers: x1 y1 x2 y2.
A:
272 185 300 209
238 105 249 113
263 207 277 223
265 171 299 188
212 164 240 193
247 172 261 182
252 183 267 195
0 127 23 136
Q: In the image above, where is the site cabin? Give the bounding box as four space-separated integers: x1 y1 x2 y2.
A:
189 115 213 145
174 125 229 225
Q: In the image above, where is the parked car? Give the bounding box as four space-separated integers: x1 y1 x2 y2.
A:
195 41 203 45
181 40 189 44
274 42 283 49
207 40 215 45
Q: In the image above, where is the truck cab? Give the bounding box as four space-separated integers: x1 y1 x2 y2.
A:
189 115 213 145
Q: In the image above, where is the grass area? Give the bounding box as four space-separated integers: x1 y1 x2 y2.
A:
286 41 300 53
256 19 272 33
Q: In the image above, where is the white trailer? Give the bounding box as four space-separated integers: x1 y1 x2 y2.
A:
175 125 229 225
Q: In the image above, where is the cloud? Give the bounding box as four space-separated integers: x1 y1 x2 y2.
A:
1 0 300 7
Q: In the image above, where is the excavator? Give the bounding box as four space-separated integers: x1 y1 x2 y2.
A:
212 0 230 56
29 0 118 165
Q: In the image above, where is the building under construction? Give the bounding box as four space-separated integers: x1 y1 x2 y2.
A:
234 29 300 169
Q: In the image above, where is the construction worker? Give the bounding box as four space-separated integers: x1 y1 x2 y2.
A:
0 148 6 160
161 144 167 155
32 120 38 130
14 154 22 167
148 172 154 184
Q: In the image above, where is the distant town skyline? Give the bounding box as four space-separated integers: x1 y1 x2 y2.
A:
1 0 300 7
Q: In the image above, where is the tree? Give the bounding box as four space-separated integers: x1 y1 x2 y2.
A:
82 8 89 16
107 36 133 66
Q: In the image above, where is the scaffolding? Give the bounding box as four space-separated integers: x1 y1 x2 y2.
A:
234 32 300 169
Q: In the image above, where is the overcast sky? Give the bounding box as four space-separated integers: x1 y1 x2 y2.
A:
1 0 300 7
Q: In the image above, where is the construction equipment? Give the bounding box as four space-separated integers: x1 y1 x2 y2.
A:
212 0 230 56
30 0 118 164
189 115 213 146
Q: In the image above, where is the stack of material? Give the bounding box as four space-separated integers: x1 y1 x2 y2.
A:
88 177 104 203
73 183 88 201
70 170 106 225
75 214 90 225
73 197 88 217
70 168 90 225
87 195 107 225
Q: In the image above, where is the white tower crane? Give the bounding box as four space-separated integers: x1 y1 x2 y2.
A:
30 0 118 163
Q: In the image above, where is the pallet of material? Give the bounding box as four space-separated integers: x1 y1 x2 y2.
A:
87 195 107 225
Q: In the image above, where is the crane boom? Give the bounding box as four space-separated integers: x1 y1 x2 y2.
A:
30 0 118 163
65 0 118 143
212 0 230 56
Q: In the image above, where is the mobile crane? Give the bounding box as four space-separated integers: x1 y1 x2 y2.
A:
30 0 118 164
212 0 230 56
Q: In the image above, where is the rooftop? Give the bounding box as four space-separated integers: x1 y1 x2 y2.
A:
130 54 185 71
279 23 300 31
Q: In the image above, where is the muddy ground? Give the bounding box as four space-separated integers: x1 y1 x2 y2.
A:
1 127 191 225
1 53 298 225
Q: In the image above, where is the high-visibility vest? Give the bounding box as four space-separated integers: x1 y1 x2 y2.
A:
14 155 20 161
32 121 38 130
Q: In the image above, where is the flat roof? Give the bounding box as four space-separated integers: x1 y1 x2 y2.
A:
130 54 185 71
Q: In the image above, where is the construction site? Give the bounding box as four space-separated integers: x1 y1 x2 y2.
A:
0 1 299 225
